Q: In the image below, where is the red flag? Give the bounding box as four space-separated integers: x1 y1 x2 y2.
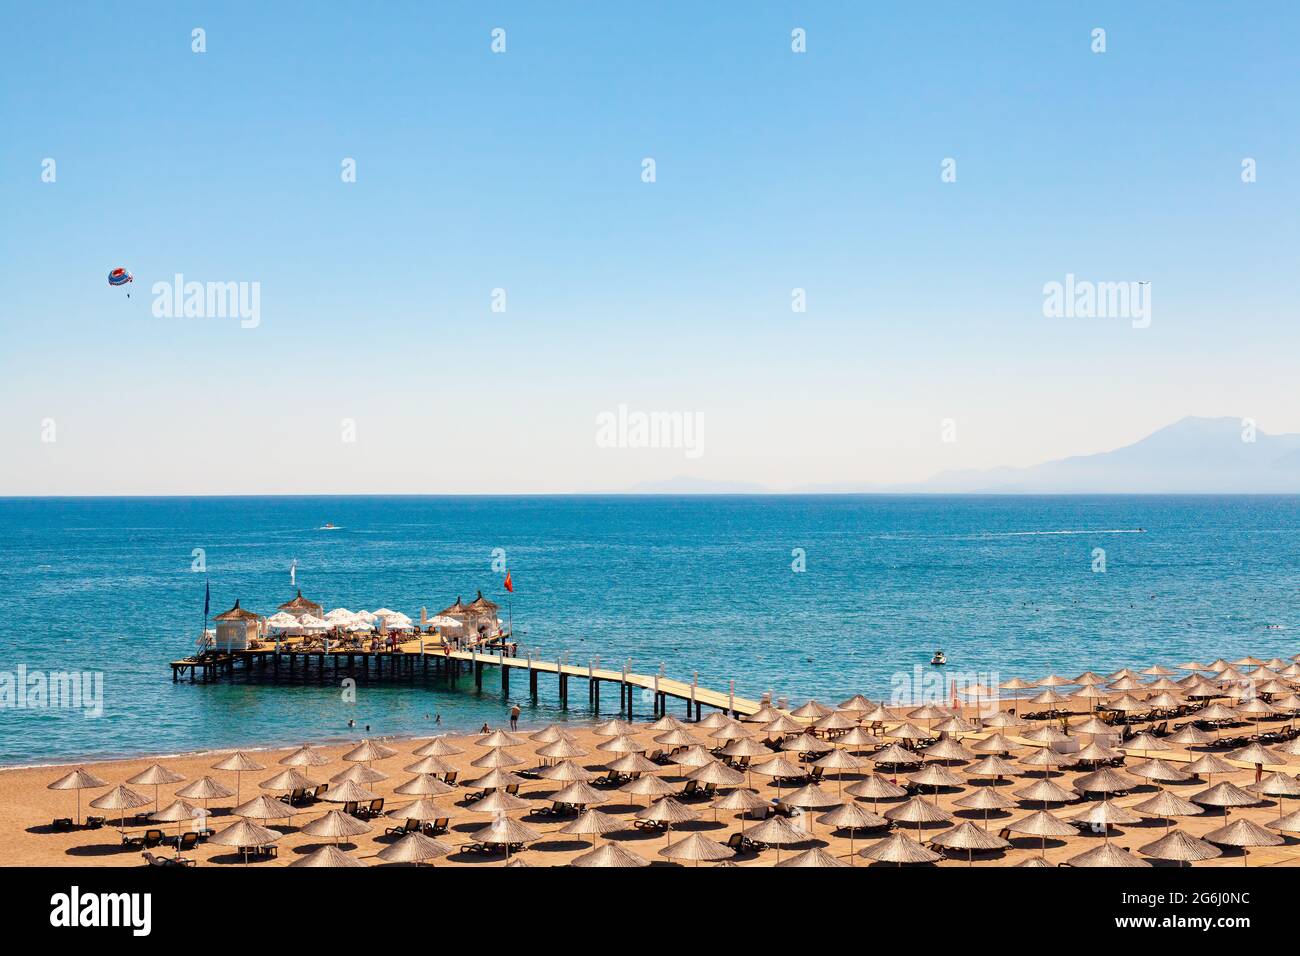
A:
503 570 513 593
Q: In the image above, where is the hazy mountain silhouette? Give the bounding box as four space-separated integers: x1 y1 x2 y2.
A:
834 417 1300 494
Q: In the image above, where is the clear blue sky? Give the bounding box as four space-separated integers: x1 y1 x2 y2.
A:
2 2 1296 493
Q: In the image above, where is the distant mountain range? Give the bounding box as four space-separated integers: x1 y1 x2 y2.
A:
639 418 1300 494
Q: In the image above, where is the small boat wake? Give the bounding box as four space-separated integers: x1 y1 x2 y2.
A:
963 528 1146 539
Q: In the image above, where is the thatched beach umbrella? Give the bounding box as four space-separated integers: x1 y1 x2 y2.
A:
1186 753 1237 785
1020 747 1078 778
210 752 265 806
859 832 939 867
536 737 588 761
659 832 732 866
412 737 464 757
1013 778 1076 808
1127 759 1191 787
981 711 1029 732
777 846 850 867
550 781 607 808
591 719 635 738
233 794 299 822
376 831 452 866
301 808 371 846
838 694 874 713
835 727 883 750
655 729 704 749
209 818 280 865
322 780 380 805
466 768 525 793
471 789 530 814
559 808 623 848
870 743 924 768
528 724 574 744
89 784 151 829
1069 799 1142 842
966 754 1018 782
712 787 770 833
539 759 596 784
394 773 455 797
342 738 398 764
816 802 887 861
648 714 688 733
753 755 805 801
290 844 367 867
620 773 677 807
596 734 644 755
931 820 1010 865
1066 843 1150 868
790 700 834 720
923 737 975 763
47 768 107 826
331 764 388 786
763 714 806 736
1139 829 1222 867
634 796 698 844
1074 767 1140 796
605 752 659 776
280 745 331 769
884 795 952 843
476 729 526 748
468 815 543 860
907 763 964 804
404 755 456 777
1166 724 1216 748
687 760 746 790
954 786 1017 829
1251 772 1300 819
1226 741 1286 766
668 745 717 773
845 775 906 813
149 800 199 855
1204 818 1284 866
1073 741 1123 766
1266 809 1300 833
570 842 649 867
1191 781 1260 820
471 747 524 770
258 768 317 794
174 775 234 816
1007 810 1076 857
387 796 451 825
814 712 858 734
746 813 811 864
971 733 1020 755
126 764 186 813
1132 790 1203 832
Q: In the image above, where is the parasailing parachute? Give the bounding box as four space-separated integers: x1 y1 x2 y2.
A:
108 267 133 297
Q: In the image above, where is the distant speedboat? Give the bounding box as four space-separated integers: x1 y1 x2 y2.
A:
319 523 341 531
930 650 947 667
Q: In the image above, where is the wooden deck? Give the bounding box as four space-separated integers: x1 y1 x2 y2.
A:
169 639 760 721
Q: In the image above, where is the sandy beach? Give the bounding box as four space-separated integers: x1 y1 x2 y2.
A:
6 690 1300 868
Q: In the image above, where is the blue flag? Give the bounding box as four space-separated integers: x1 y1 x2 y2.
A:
204 580 210 616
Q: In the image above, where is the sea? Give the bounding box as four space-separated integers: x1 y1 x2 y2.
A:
0 495 1297 766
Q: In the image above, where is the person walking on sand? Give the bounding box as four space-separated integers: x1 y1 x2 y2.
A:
510 703 521 731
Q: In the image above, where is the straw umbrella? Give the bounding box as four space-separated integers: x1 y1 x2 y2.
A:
233 794 300 823
592 719 636 737
1204 818 1284 866
149 800 199 856
1069 799 1141 843
208 818 280 865
412 737 464 757
845 775 906 813
280 745 330 769
331 764 388 786
1020 747 1078 779
89 784 150 830
712 787 770 836
1251 772 1300 819
1066 843 1150 867
596 734 644 755
258 768 317 794
468 815 542 861
403 755 457 777
570 842 649 867
870 743 924 769
620 773 677 807
290 844 367 867
471 790 530 814
376 831 452 866
1132 790 1203 833
1018 856 1052 867
808 749 864 795
971 733 1020 755
859 832 939 867
536 738 588 762
301 809 372 846
884 795 952 843
981 711 1028 733
471 748 524 770
648 714 688 733
1266 809 1300 834
1186 753 1237 786
836 727 883 751
923 737 974 764
838 694 874 713
1191 781 1260 820
174 776 234 817
906 763 964 804
745 813 811 864
1073 767 1140 796
965 754 1017 784
549 781 607 809
210 752 265 806
791 700 834 720
931 821 1010 865
539 759 597 784
634 796 698 844
560 809 623 849
1127 759 1191 788
1139 829 1222 867
753 755 805 802
777 846 850 867
342 740 397 766
686 760 746 808
126 764 186 813
954 787 1017 829
1165 724 1216 748
1007 810 1076 857
386 796 451 827
779 783 839 838
47 768 107 827
816 803 887 862
477 729 526 748
659 832 733 867
322 780 380 805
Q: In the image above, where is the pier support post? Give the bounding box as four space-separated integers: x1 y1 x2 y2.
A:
501 663 509 695
559 673 568 708
475 660 483 693
529 667 538 700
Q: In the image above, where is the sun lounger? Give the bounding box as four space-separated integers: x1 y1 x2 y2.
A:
678 780 701 798
386 818 421 836
123 828 165 849
288 787 307 805
359 798 384 818
52 817 74 831
725 831 758 853
311 784 329 801
633 819 668 831
424 817 449 835
169 832 202 852
141 851 194 868
443 771 458 785
342 801 360 816
85 816 106 829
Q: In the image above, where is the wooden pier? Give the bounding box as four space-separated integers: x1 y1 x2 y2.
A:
170 642 759 721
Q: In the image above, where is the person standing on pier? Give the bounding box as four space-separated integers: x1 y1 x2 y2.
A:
510 703 521 731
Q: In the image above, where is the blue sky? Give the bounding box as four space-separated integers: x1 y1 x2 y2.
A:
1 2 1296 493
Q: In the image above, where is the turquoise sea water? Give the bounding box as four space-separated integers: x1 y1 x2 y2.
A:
0 495 1297 766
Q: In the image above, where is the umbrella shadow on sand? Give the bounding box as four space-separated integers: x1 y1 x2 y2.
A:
64 842 135 858
529 838 589 854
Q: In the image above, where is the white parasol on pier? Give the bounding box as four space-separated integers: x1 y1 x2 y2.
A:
296 614 331 632
265 612 302 633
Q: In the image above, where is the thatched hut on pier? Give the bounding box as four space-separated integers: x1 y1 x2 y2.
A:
212 600 262 651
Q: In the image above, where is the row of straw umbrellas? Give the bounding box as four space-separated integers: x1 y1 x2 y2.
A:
44 652 1300 866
